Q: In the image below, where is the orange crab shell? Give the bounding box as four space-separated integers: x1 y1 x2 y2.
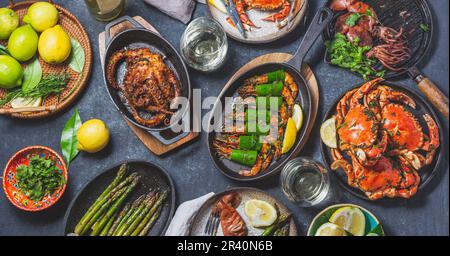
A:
382 104 424 151
357 157 401 194
243 0 286 10
338 105 378 148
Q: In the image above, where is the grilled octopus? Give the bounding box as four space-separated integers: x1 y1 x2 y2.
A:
106 48 181 127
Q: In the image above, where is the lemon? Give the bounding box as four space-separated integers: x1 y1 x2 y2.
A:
77 119 110 153
329 206 366 236
244 199 278 228
208 0 227 14
367 233 379 236
315 223 347 236
0 55 23 89
292 104 303 131
320 116 338 148
23 2 59 32
7 24 38 62
0 8 19 40
281 118 297 154
38 25 71 64
11 97 42 108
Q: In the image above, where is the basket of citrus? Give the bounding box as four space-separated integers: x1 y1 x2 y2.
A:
0 0 91 119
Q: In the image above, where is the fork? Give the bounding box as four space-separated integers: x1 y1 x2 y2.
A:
204 211 220 236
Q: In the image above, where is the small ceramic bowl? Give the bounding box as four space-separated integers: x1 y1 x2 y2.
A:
3 146 68 211
307 203 385 236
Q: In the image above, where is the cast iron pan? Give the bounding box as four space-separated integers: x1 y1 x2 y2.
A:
63 160 176 236
322 0 449 118
188 187 297 236
207 7 334 181
320 81 444 201
102 16 192 144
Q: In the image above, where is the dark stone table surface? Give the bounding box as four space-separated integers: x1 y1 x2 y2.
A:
0 0 448 236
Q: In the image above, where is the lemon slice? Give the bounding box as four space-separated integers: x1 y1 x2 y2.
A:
320 116 337 148
244 199 278 228
329 206 366 236
10 96 42 108
281 118 297 154
208 0 227 14
315 223 347 236
366 233 379 236
292 104 303 131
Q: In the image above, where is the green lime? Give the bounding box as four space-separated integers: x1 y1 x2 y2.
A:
0 8 19 40
0 55 23 89
23 2 59 32
8 24 38 62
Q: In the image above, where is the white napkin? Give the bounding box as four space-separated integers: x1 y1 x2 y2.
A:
143 0 206 24
165 192 215 236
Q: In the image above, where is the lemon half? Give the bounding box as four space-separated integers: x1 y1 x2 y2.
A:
315 223 347 236
320 116 338 148
329 206 366 236
244 199 278 228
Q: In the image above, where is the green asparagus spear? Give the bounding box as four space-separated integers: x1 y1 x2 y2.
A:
261 214 291 236
115 192 155 236
107 202 131 236
123 192 157 236
74 164 127 234
113 194 145 236
90 177 140 236
98 212 117 236
109 172 139 195
80 186 128 235
135 191 168 236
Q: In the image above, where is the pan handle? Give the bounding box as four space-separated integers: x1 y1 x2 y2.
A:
287 7 333 69
409 68 449 119
149 130 190 146
104 16 144 46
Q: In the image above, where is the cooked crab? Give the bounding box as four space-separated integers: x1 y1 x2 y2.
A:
233 0 293 28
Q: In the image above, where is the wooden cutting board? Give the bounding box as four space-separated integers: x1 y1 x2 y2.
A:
98 16 199 156
225 53 320 156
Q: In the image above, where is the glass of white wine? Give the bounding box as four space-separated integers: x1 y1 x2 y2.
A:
180 17 228 72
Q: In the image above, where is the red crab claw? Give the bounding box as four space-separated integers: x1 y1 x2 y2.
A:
262 1 291 22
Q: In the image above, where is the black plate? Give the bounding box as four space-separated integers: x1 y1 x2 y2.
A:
322 0 433 80
63 160 176 235
207 63 312 181
320 81 444 201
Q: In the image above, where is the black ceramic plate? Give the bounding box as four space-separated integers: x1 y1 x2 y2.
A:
207 65 311 181
321 82 444 201
63 160 176 235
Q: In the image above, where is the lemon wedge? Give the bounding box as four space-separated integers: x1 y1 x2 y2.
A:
244 199 278 228
315 223 347 236
292 104 303 131
320 116 338 148
366 233 379 236
10 96 41 108
208 0 227 14
281 118 297 154
329 206 366 236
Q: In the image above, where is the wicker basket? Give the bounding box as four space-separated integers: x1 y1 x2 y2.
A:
0 0 92 119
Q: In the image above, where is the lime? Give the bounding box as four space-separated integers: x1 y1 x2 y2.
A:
281 118 297 154
0 55 23 89
329 206 366 236
315 223 347 236
320 116 338 148
292 104 303 131
7 24 38 62
0 8 19 40
38 25 71 64
11 97 42 108
77 119 110 153
244 199 278 228
23 2 59 32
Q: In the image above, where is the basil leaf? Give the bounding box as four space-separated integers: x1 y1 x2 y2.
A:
22 57 42 93
0 45 10 56
61 109 82 166
68 38 85 73
346 13 362 27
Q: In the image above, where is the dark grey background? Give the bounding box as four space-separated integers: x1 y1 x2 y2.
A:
0 0 448 236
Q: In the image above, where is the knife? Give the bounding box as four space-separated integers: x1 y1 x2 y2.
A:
223 0 247 38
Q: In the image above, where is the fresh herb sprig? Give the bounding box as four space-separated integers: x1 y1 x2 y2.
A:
15 154 66 201
0 73 70 106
